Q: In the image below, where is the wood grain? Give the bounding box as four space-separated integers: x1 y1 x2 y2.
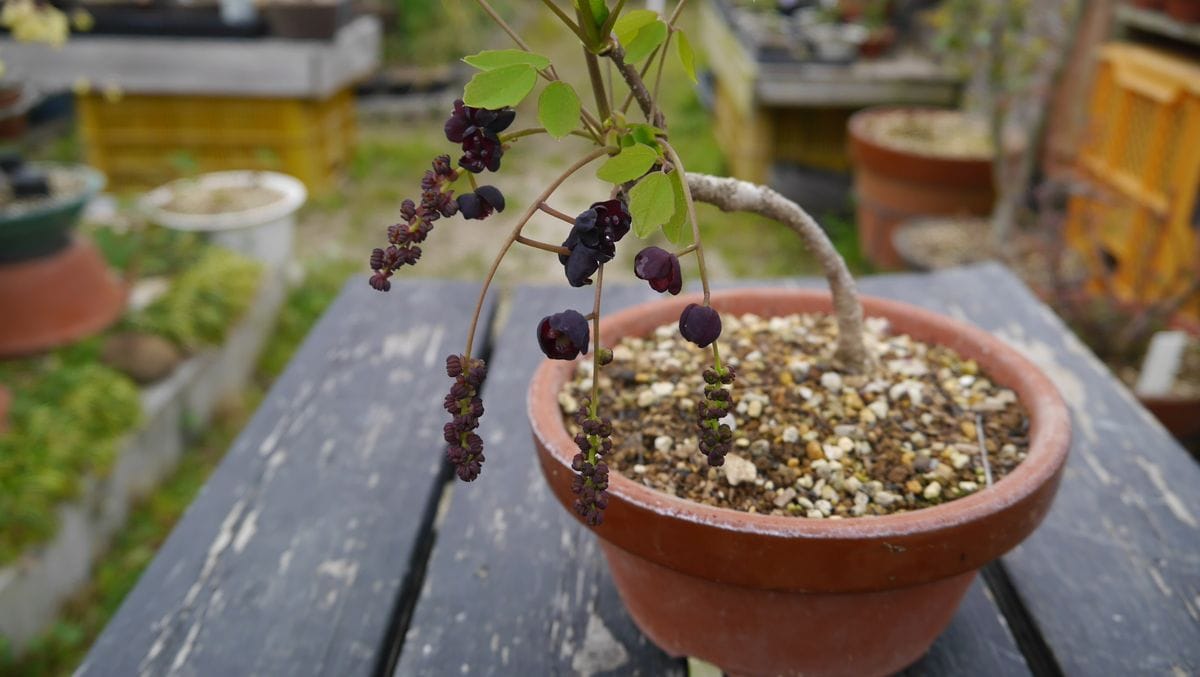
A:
78 280 491 677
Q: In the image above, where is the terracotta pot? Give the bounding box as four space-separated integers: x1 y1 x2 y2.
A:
1165 0 1200 22
0 238 125 357
529 288 1071 677
848 107 998 269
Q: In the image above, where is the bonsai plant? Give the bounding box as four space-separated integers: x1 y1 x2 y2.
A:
367 2 1070 675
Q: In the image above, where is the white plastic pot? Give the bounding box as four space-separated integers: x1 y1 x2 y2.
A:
140 171 307 269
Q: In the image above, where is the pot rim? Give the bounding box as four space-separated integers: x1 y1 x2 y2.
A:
139 170 307 232
529 287 1071 542
848 105 1023 162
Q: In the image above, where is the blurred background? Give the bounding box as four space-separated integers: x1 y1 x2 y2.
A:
0 0 1196 673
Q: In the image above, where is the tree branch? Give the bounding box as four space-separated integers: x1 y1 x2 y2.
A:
609 44 664 128
685 172 869 371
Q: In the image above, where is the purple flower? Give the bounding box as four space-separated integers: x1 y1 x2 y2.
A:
537 309 590 360
679 303 722 347
457 185 506 220
634 246 682 295
444 99 514 174
557 199 631 287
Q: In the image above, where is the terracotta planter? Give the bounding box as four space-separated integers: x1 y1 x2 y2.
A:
0 238 125 357
1133 0 1166 9
1165 0 1200 22
529 288 1071 677
848 108 997 269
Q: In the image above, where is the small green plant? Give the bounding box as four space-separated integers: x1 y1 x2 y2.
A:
126 249 263 350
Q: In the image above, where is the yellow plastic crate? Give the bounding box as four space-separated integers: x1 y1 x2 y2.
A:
77 88 356 193
1066 43 1200 314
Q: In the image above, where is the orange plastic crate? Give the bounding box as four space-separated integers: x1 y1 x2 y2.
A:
77 88 356 194
1066 43 1200 314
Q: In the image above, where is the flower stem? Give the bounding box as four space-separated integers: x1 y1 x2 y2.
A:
463 147 612 361
675 243 697 257
538 202 576 225
583 47 612 125
516 235 570 255
588 264 605 427
660 139 710 305
500 128 594 143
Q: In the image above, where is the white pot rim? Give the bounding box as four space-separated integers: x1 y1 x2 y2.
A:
139 171 308 232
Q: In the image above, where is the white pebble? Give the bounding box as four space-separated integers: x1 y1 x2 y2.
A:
868 400 889 419
651 382 674 397
815 499 833 516
823 444 844 462
820 485 839 502
797 497 815 509
722 453 757 486
923 482 943 499
958 481 979 492
874 491 899 507
558 392 579 414
782 426 800 443
633 464 647 474
773 488 797 508
820 372 843 392
797 386 815 402
951 452 971 470
654 435 673 453
678 397 695 411
844 477 863 494
636 390 658 408
806 509 825 519
797 475 814 489
747 400 764 418
837 437 854 451
745 350 763 362
612 345 634 362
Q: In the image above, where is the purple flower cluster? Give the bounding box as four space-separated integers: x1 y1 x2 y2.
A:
697 366 737 466
570 401 612 526
370 155 462 291
445 99 515 174
443 354 488 481
559 200 632 287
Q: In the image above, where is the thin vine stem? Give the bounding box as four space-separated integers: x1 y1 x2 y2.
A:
501 128 595 143
588 264 605 427
463 146 612 360
538 202 576 224
516 235 570 255
660 139 710 305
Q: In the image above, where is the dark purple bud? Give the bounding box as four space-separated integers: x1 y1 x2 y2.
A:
446 354 463 378
679 303 722 347
370 247 385 271
537 309 590 360
432 154 456 177
369 272 392 292
634 246 683 295
400 199 417 221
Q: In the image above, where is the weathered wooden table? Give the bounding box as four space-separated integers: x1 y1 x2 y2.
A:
78 264 1200 676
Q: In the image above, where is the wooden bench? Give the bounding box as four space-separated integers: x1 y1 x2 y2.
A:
78 264 1200 676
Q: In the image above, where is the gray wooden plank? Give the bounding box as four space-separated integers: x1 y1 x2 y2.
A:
78 279 491 677
395 283 685 677
854 263 1200 676
901 574 1030 676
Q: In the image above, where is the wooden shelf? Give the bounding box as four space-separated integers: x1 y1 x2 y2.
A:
1116 5 1200 48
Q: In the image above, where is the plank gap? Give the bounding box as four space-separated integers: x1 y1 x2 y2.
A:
372 301 500 677
981 562 1064 677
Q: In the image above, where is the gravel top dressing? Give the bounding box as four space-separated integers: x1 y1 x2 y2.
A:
559 312 1030 518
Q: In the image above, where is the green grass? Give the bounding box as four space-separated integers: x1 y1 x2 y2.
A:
0 260 356 677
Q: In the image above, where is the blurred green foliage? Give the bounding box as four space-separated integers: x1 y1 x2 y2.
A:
385 1 515 66
125 249 262 350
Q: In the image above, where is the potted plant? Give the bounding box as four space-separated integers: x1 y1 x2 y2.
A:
366 3 1071 675
139 170 307 269
851 0 1081 269
0 155 122 356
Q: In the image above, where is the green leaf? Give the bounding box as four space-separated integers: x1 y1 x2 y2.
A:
462 49 551 71
538 81 581 139
595 144 659 184
614 9 659 46
662 169 691 245
629 172 676 238
625 19 668 63
462 64 539 109
587 0 609 29
676 30 697 83
628 123 663 149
